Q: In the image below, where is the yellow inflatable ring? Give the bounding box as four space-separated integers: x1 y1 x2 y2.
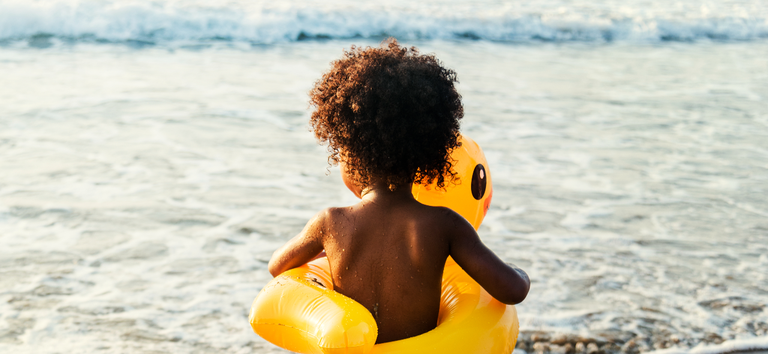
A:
250 256 519 354
249 135 519 354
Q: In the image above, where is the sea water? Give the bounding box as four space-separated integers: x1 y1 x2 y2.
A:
0 0 767 353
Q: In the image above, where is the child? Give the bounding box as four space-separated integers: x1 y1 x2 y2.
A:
268 39 530 344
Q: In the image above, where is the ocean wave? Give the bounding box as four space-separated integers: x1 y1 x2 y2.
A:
647 337 768 354
1 1 767 46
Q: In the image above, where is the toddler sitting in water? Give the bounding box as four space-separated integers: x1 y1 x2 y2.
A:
268 39 530 344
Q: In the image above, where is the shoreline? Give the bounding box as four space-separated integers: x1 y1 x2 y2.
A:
513 332 768 354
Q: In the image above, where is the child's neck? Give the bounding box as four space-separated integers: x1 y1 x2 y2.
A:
360 181 414 204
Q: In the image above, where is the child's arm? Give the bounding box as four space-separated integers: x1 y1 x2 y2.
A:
267 210 328 277
446 211 530 305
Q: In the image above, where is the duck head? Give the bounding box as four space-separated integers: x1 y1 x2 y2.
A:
412 134 493 231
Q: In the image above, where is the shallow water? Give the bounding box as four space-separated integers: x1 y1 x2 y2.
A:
1 2 768 353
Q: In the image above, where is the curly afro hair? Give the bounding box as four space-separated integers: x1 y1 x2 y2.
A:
309 38 463 191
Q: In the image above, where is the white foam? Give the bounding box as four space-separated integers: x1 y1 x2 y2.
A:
0 0 767 45
647 337 768 354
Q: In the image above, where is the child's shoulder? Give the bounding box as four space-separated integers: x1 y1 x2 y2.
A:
306 206 347 227
416 203 476 233
309 206 359 232
391 201 477 240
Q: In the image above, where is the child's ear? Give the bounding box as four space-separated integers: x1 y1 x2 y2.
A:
340 162 363 199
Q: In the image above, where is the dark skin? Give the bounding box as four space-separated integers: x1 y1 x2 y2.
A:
268 164 530 344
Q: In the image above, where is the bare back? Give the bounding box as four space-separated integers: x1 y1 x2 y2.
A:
267 186 530 344
322 199 453 343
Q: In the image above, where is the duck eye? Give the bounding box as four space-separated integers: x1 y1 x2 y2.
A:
471 164 487 200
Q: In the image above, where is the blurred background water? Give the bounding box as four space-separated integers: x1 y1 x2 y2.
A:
1 0 767 353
